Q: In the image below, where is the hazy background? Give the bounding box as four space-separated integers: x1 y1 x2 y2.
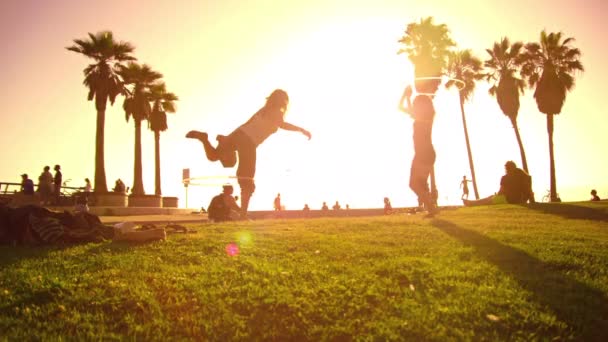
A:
1 0 606 210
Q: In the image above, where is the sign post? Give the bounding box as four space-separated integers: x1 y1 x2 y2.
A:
182 168 190 208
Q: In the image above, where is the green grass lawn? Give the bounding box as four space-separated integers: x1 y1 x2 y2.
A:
1 202 607 341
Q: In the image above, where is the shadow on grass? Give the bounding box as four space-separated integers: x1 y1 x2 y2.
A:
0 246 66 269
433 219 608 341
526 202 608 222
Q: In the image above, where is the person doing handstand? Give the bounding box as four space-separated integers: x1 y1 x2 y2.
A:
186 89 311 218
399 76 441 215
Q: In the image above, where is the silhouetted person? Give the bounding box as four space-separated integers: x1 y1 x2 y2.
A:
83 178 92 192
399 75 441 215
186 89 311 219
74 194 89 213
274 193 282 211
590 189 600 201
20 174 34 195
384 197 393 215
53 164 62 205
303 204 310 211
208 184 241 222
460 175 472 200
113 179 126 193
464 161 533 206
332 201 341 210
321 202 329 211
38 166 54 205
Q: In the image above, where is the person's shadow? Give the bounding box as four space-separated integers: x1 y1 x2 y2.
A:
526 202 608 222
432 219 608 340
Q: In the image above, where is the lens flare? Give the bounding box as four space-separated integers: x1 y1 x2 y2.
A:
225 243 240 257
236 231 253 246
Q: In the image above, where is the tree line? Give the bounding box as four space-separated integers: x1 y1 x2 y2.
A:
68 20 583 203
67 31 178 196
399 17 583 202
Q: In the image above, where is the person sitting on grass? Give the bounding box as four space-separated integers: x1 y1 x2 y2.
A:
208 184 241 222
463 161 533 206
590 189 601 201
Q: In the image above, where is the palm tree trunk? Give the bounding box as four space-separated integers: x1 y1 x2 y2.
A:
430 167 438 206
459 94 479 199
510 117 529 173
547 114 558 202
132 120 145 195
94 108 108 193
154 131 162 196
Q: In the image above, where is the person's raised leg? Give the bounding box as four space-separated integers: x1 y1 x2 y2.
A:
186 130 219 161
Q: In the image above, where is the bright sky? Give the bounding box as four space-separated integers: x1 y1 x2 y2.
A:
1 0 606 210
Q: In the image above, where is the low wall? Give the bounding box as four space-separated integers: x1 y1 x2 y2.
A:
162 197 179 208
93 193 128 207
128 194 162 208
8 193 41 207
248 208 387 220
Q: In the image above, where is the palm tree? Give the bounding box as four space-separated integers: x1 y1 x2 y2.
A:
117 62 163 196
484 37 530 173
446 49 484 199
66 31 136 193
148 82 178 196
398 16 455 205
398 16 455 78
521 30 584 202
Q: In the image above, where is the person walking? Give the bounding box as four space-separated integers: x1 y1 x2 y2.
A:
274 193 282 211
460 175 472 200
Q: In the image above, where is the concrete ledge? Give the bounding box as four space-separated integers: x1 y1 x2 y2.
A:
248 208 387 220
162 196 179 208
8 193 41 207
129 194 162 208
90 206 193 217
93 193 127 207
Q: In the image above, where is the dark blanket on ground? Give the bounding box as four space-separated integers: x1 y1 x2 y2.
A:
0 205 114 245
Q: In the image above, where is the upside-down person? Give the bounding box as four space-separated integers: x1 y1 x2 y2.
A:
186 89 311 219
398 70 442 216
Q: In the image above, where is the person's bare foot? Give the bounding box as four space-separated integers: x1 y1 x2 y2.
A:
186 130 208 141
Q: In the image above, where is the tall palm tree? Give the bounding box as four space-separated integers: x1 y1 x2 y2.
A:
521 30 584 202
398 16 455 78
398 16 455 205
148 82 178 196
446 49 484 199
117 62 163 196
484 37 530 173
66 31 136 193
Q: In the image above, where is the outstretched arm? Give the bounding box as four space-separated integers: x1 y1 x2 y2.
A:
398 85 414 118
280 122 312 140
